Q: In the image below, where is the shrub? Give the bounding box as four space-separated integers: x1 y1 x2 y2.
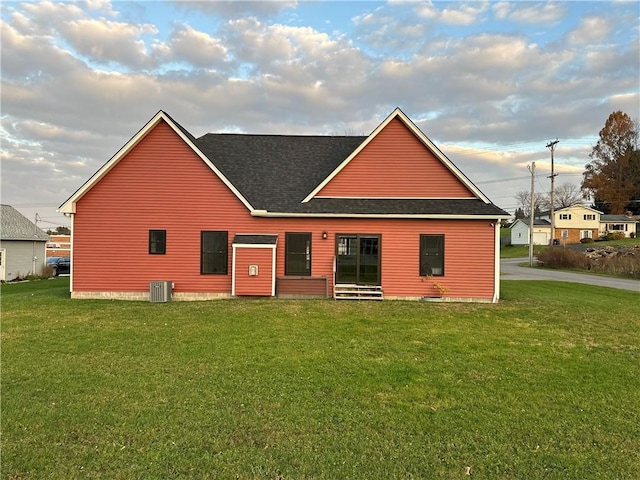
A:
580 237 594 244
536 247 592 270
593 252 640 279
601 232 626 241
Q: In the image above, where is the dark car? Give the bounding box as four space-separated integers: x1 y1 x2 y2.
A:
52 257 70 276
46 256 62 266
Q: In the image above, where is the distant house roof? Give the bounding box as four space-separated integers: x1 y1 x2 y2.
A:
1 205 50 241
601 214 636 223
510 218 551 228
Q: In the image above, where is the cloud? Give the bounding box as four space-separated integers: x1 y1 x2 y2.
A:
155 24 229 68
172 0 297 18
62 18 158 68
413 1 489 25
492 2 566 24
0 0 638 222
565 16 612 46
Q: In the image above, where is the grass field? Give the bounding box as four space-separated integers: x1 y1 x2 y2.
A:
2 278 639 479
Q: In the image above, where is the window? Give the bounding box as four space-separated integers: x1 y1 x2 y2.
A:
609 224 625 231
581 230 592 239
201 231 228 274
560 214 571 220
420 234 444 276
149 230 166 254
583 214 595 221
285 232 311 276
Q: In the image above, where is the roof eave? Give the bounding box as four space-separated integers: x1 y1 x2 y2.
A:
251 211 512 220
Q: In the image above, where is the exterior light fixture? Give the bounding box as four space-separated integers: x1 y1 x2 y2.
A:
322 231 328 239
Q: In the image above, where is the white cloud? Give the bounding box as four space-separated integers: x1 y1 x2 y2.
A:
440 2 489 26
566 16 612 45
492 2 565 24
62 19 158 68
157 24 229 68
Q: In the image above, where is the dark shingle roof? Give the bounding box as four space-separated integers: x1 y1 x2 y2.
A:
193 133 509 217
514 217 551 227
194 134 366 210
232 234 278 245
1 205 50 241
289 198 508 216
601 215 635 222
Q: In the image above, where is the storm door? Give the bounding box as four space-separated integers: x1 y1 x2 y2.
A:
335 234 381 285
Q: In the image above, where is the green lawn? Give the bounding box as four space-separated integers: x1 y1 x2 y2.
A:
2 278 639 479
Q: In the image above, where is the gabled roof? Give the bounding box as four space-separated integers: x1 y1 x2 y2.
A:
556 204 603 214
59 109 511 220
58 111 254 214
302 108 491 203
1 205 50 241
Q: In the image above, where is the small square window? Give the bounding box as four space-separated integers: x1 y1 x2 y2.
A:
149 230 166 254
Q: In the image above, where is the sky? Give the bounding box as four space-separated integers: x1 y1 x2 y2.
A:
1 0 639 229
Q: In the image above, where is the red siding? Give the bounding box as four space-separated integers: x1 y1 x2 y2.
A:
72 120 498 300
234 247 274 296
317 117 474 198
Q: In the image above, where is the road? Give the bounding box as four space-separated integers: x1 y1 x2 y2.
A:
501 258 640 293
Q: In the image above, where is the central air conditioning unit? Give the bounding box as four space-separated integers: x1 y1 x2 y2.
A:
150 280 172 302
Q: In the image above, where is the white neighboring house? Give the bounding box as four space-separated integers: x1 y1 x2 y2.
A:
599 214 637 238
510 218 551 246
0 205 50 281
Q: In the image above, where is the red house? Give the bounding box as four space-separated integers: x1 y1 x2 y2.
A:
58 108 510 302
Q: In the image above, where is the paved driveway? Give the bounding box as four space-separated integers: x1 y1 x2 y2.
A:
501 258 640 293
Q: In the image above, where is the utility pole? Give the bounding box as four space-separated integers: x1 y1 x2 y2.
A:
527 162 536 267
546 139 559 246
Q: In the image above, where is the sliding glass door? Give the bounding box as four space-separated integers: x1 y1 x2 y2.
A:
335 234 380 285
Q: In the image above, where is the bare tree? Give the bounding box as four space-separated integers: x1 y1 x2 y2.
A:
515 190 549 216
552 182 583 209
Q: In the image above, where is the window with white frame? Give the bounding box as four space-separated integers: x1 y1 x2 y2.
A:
583 214 595 220
581 230 592 239
559 214 571 220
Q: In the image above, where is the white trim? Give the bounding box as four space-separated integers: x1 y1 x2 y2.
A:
493 221 500 303
251 211 511 220
313 196 475 200
302 107 491 204
272 246 277 296
231 241 278 297
231 245 237 296
69 213 74 293
232 244 277 249
58 111 255 214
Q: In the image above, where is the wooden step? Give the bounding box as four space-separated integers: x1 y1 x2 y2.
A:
334 284 384 300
